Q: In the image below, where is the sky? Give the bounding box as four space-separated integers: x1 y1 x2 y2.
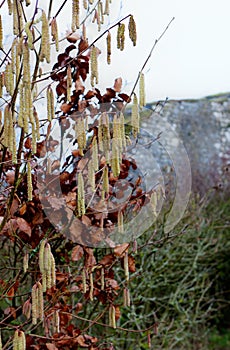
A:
1 0 230 102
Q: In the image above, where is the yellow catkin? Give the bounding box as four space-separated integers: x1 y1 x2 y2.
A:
139 72 146 108
101 267 105 290
118 210 124 233
40 10 50 63
124 251 129 281
0 73 3 98
23 252 29 273
72 0 80 32
83 0 87 10
106 31 111 64
0 15 3 50
89 271 94 301
113 114 122 155
39 239 46 274
7 0 12 15
50 254 56 287
53 310 60 334
131 93 139 138
128 15 137 46
98 1 104 24
90 45 98 86
89 0 94 4
0 331 2 350
119 112 126 149
37 281 44 320
33 108 40 140
5 62 14 95
26 0 31 6
47 85 55 122
27 161 32 201
82 23 87 40
19 331 26 350
51 17 59 52
25 21 34 50
13 0 23 36
104 0 109 15
44 243 51 272
67 65 72 102
102 166 109 194
123 287 130 307
111 138 120 177
3 105 10 148
92 137 98 171
82 268 87 293
32 284 38 325
100 113 110 162
109 305 116 329
77 172 85 216
0 110 2 132
117 23 125 51
88 160 95 192
75 118 86 156
42 270 47 292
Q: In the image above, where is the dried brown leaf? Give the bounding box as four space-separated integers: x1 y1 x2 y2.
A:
71 245 84 261
113 77 122 92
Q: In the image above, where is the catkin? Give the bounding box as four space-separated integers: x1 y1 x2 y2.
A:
53 310 60 334
92 137 98 171
98 1 104 24
7 0 12 15
118 210 124 233
109 305 116 329
83 0 87 10
139 72 146 108
102 166 109 194
128 15 137 46
13 0 23 36
32 284 38 325
5 62 14 95
51 17 59 52
104 0 110 15
117 23 125 51
72 0 80 32
123 287 130 307
150 191 157 217
40 10 50 63
0 331 2 350
100 113 110 162
27 161 33 201
23 252 29 273
25 21 34 50
77 172 85 216
111 138 120 177
47 85 55 122
88 160 95 192
0 73 3 98
89 271 94 301
75 118 86 156
37 281 44 320
124 251 129 281
119 112 126 149
101 267 105 290
3 105 10 148
106 31 111 64
82 23 86 40
67 65 72 102
82 268 87 293
131 93 139 138
90 45 98 86
0 15 3 50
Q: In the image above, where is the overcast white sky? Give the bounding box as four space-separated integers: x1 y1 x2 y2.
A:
1 0 230 102
109 0 230 102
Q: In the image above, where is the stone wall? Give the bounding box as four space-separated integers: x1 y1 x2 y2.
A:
141 93 230 194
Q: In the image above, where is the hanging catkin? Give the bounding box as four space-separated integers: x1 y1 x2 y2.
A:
27 162 33 201
51 17 59 52
109 305 116 329
117 23 125 51
104 0 110 15
139 72 146 108
13 0 23 36
66 65 72 102
0 15 3 50
106 31 111 64
38 240 56 292
75 118 86 156
77 172 85 216
13 330 26 350
88 160 95 192
72 0 80 32
131 93 139 138
47 85 55 121
7 0 12 15
128 15 137 46
92 137 98 171
90 46 98 86
40 10 50 63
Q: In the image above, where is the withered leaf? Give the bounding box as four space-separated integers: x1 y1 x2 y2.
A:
46 343 58 350
128 255 136 272
99 254 114 266
114 243 129 257
113 77 122 92
67 31 81 43
118 93 131 102
78 39 89 53
4 307 16 319
71 245 84 261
